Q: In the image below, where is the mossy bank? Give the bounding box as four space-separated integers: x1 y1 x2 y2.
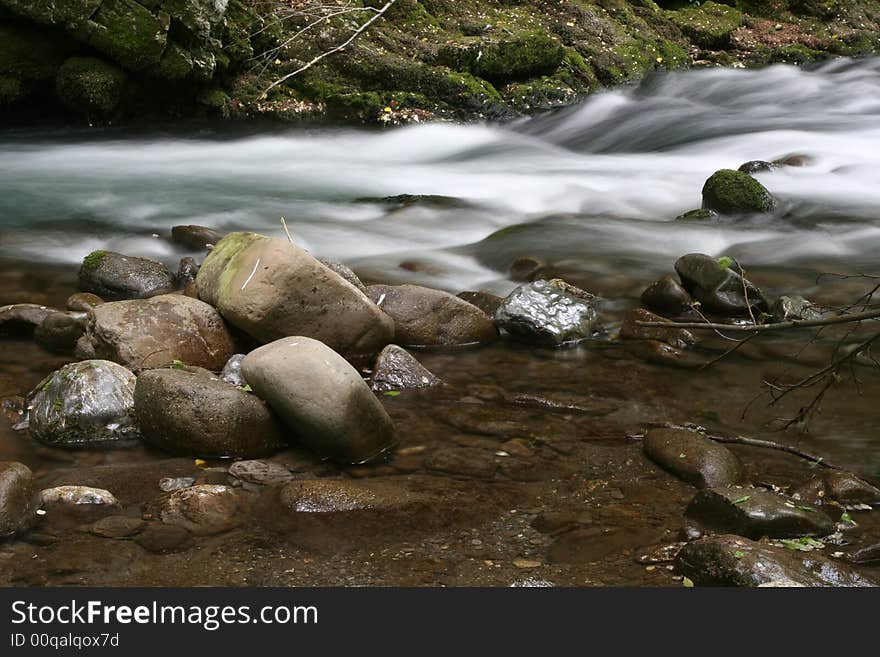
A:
1 0 878 124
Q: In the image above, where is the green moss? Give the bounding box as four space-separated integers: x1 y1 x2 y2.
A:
439 32 565 83
702 169 776 215
74 0 169 72
675 208 719 222
667 1 743 49
56 56 128 116
0 0 102 24
81 250 110 274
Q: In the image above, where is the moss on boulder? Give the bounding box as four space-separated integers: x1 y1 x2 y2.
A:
702 169 776 215
668 1 743 49
56 56 128 116
440 32 565 84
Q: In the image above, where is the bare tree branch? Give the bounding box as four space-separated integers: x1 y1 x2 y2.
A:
636 307 880 333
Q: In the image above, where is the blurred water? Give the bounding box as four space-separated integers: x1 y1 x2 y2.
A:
2 57 880 295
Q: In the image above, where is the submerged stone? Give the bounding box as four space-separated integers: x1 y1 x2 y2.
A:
0 462 38 540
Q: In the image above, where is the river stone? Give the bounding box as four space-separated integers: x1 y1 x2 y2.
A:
134 368 287 458
0 303 57 336
241 336 397 465
702 169 776 214
675 534 876 587
66 292 104 312
196 232 393 358
134 523 192 553
494 279 599 346
41 486 119 506
674 253 768 317
0 462 38 539
771 295 821 322
318 258 366 292
159 484 246 535
34 310 86 354
27 360 139 448
686 486 836 539
171 225 225 250
850 543 880 565
220 353 246 387
78 250 177 301
643 428 742 488
509 256 546 282
367 284 497 347
228 460 295 487
278 479 425 513
75 294 236 371
457 291 504 316
619 308 696 349
640 276 693 316
371 344 442 392
675 208 718 222
738 160 776 174
791 470 880 507
89 515 146 539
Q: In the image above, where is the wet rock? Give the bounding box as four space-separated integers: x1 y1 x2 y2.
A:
66 292 104 313
228 460 295 487
738 160 776 174
278 479 425 513
27 360 139 448
548 525 667 564
41 486 119 507
159 477 195 493
241 336 397 465
619 308 696 349
675 253 767 317
686 486 836 539
0 303 56 337
675 208 719 222
771 295 821 322
494 279 600 346
0 462 38 539
367 284 497 347
791 471 880 507
850 543 880 565
371 345 442 392
171 225 225 250
531 511 593 535
75 294 236 371
640 275 694 316
55 56 127 117
509 256 545 282
34 310 86 354
675 534 876 587
176 256 199 286
643 428 742 489
159 484 246 535
359 194 470 210
89 515 146 539
197 232 393 359
220 354 246 387
425 447 498 479
776 154 811 167
134 368 287 458
78 250 177 301
456 291 504 316
701 169 776 214
318 258 366 292
135 523 192 554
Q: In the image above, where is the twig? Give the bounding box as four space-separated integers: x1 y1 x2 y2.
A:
263 0 398 95
635 307 880 333
280 217 293 243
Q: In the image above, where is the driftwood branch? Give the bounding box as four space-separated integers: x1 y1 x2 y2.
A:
635 307 880 333
263 0 398 95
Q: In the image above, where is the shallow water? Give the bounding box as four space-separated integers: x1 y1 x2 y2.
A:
2 58 880 586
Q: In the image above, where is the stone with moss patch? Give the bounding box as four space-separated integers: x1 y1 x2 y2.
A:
702 169 776 215
56 56 128 116
667 1 743 49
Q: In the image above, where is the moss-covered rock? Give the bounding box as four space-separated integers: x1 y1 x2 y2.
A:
0 23 75 106
668 1 743 49
702 169 776 215
75 0 169 72
440 32 565 84
56 56 128 117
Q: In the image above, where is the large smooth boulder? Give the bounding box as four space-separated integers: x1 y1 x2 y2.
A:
78 250 177 301
674 254 768 317
494 279 599 346
367 284 497 347
134 368 287 458
0 462 38 540
701 169 776 214
686 486 836 539
75 294 236 371
196 232 394 359
643 428 742 489
241 337 397 465
27 360 139 448
676 535 875 587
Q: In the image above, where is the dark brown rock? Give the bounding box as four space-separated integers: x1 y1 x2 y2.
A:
456 291 504 316
371 344 442 392
643 428 742 488
171 225 225 250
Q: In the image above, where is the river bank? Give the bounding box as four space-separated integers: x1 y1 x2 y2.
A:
1 1 879 124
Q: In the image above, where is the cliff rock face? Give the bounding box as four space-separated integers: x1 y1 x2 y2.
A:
1 1 878 122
